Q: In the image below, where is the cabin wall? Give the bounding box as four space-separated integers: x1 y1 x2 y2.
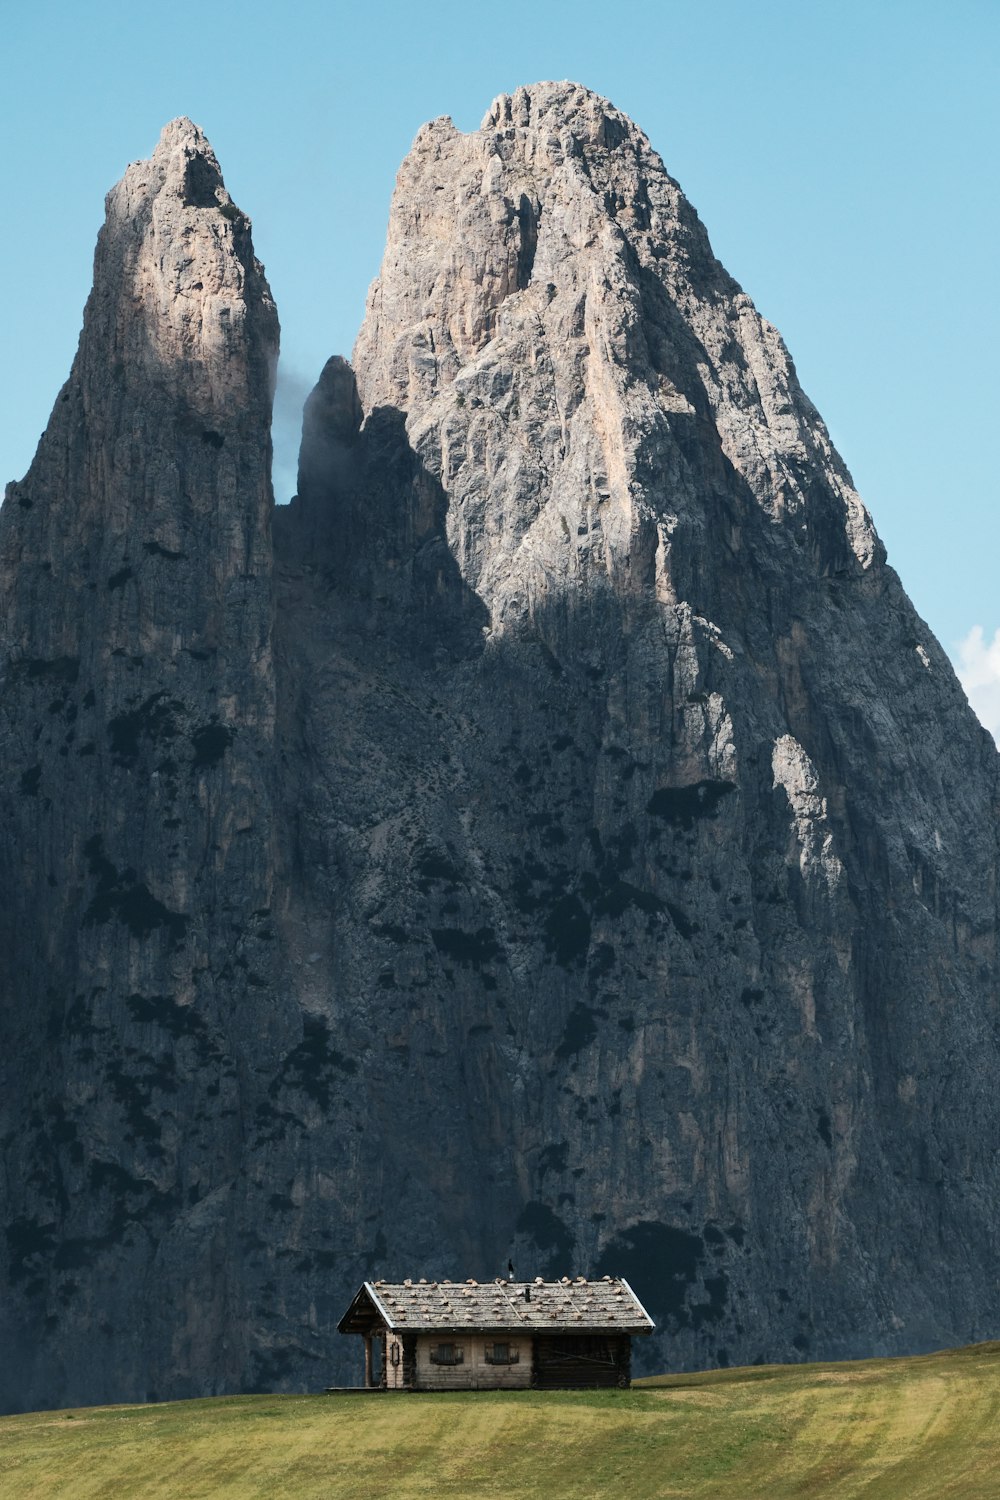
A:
384 1332 406 1389
532 1333 632 1389
412 1334 532 1390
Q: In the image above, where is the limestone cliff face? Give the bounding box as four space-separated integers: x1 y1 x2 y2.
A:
0 121 282 1408
280 82 1000 1376
3 87 1000 1412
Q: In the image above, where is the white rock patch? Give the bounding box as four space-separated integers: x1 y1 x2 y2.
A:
772 733 843 891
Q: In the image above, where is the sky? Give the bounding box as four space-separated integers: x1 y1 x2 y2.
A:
2 0 998 734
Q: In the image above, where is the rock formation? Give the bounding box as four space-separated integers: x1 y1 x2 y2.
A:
0 120 282 1406
2 85 999 1413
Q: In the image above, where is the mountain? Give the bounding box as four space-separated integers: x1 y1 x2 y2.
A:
2 83 998 1413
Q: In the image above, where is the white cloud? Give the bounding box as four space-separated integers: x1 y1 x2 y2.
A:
954 627 1000 746
271 363 319 505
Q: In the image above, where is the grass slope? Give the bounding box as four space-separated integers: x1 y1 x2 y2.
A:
2 1343 999 1498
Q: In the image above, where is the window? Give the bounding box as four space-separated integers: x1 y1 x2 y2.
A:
390 1341 400 1367
485 1341 519 1365
429 1342 464 1365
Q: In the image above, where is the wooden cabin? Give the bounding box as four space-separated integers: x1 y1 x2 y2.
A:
337 1275 654 1390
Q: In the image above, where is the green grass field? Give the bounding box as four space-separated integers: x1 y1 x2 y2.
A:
2 1342 999 1498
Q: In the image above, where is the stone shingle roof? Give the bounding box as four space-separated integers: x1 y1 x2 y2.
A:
342 1276 654 1333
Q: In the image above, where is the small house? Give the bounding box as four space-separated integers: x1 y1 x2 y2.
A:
337 1275 654 1390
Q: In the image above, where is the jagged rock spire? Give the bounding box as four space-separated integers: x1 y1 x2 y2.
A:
3 116 278 655
0 122 280 1413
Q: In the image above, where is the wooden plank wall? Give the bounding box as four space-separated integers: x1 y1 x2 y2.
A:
384 1333 406 1388
412 1334 532 1390
532 1333 631 1389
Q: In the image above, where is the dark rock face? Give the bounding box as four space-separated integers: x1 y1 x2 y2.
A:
0 120 283 1408
3 87 1000 1412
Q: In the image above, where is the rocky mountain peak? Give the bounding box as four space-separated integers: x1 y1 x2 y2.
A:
141 115 248 264
3 114 277 652
481 78 645 143
354 78 879 635
2 89 1000 1414
156 114 209 149
96 115 273 416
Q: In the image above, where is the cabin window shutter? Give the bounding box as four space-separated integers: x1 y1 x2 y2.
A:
430 1342 464 1365
485 1341 519 1364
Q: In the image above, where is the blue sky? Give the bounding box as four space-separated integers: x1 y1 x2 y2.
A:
3 0 998 729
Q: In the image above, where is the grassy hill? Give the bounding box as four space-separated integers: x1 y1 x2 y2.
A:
2 1342 999 1498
